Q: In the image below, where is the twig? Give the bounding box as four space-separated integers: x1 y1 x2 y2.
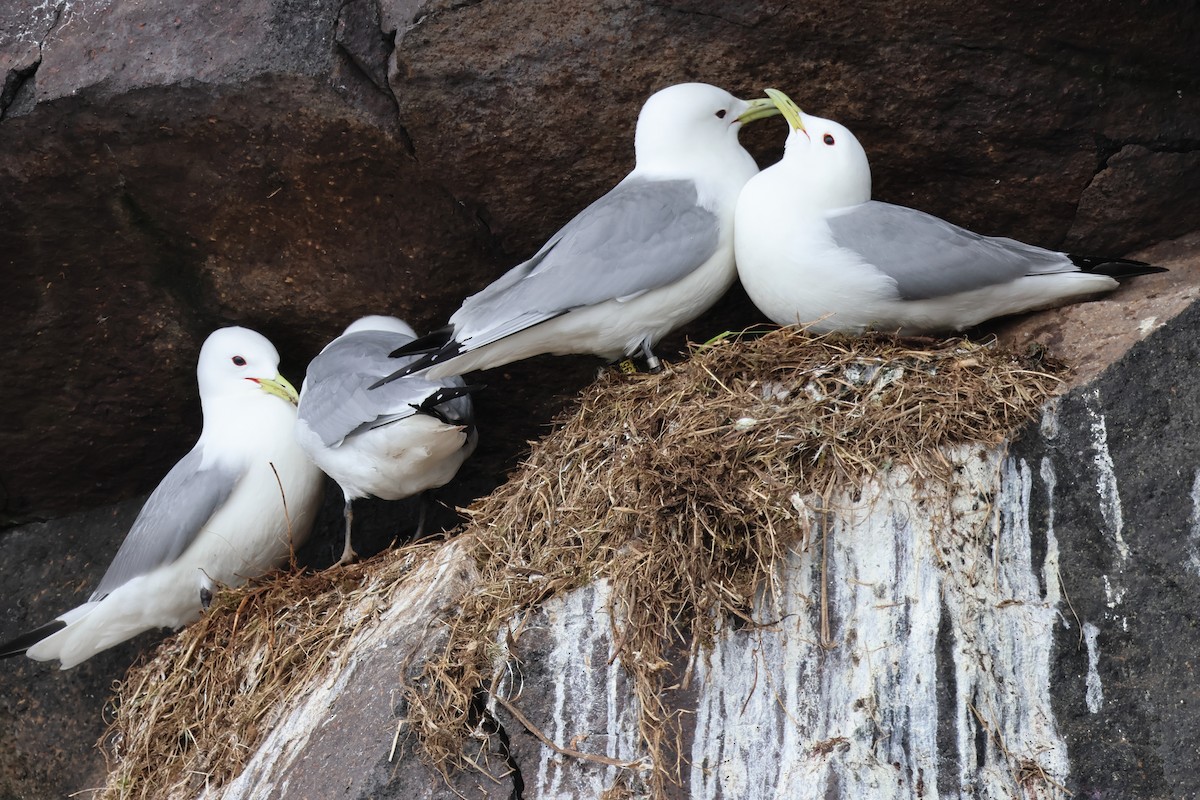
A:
491 694 644 769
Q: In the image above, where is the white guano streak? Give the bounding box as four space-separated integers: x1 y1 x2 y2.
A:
687 447 1070 799
510 582 642 800
212 542 471 800
1083 388 1129 565
1187 469 1200 578
1082 623 1104 714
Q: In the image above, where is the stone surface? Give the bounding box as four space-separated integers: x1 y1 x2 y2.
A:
2 0 1200 797
1067 147 1200 256
213 540 517 800
0 499 168 800
2 0 1199 521
195 285 1200 799
1019 300 1200 797
988 231 1200 388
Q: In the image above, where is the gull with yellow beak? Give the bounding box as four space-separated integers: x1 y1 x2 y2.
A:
376 82 780 383
734 89 1165 335
0 326 325 668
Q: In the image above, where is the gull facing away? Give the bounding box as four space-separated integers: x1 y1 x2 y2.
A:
296 315 478 565
734 89 1166 335
375 82 780 384
0 327 325 669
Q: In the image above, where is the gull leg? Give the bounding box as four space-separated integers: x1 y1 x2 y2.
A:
640 338 663 373
336 496 358 566
416 492 430 539
199 573 216 610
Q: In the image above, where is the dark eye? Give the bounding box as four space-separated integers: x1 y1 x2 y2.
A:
823 133 835 145
232 356 247 366
715 109 728 119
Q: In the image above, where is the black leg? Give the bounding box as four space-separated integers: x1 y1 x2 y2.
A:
416 491 430 538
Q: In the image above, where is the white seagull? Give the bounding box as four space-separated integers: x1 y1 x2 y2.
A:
0 327 325 669
734 89 1165 335
296 316 478 565
375 82 780 384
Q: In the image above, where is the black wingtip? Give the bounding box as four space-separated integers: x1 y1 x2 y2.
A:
371 341 467 389
0 620 66 659
1070 253 1169 279
389 326 456 359
409 384 485 424
416 384 485 412
370 351 440 389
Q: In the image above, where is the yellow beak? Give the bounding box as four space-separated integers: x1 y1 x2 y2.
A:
737 95 782 125
765 88 805 134
256 373 300 406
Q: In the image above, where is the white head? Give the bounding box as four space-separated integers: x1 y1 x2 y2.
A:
765 88 871 209
197 326 298 410
341 315 418 339
633 82 778 175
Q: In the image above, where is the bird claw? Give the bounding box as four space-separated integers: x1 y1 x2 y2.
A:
334 543 359 568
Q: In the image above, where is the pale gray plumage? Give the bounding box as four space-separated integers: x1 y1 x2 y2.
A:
0 326 325 669
456 178 721 350
824 202 1082 301
734 89 1165 335
89 449 239 599
376 82 781 383
301 329 473 447
296 316 477 565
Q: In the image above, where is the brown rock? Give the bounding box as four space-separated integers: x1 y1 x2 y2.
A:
1 1 1199 796
1067 146 1200 255
989 230 1200 387
3 0 1199 520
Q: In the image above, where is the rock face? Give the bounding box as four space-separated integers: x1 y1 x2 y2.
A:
2 0 1199 521
2 0 1200 798
194 278 1200 800
0 500 166 799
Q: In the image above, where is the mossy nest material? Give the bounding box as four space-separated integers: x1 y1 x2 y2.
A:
101 328 1063 799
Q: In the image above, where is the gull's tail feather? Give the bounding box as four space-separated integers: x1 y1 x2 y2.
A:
390 326 456 358
372 342 465 388
411 384 484 426
414 385 484 415
1070 254 1169 279
0 620 67 659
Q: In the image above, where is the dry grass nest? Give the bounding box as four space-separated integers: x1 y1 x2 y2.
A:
101 327 1064 799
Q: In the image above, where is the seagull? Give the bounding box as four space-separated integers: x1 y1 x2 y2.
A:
296 316 478 565
734 89 1166 335
374 82 780 384
0 327 325 669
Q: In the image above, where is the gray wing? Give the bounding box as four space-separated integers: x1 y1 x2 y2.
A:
90 447 242 600
453 177 721 345
825 201 1074 301
300 331 468 447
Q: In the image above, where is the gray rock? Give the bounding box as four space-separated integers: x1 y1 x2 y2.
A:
0 498 166 799
2 0 1198 520
2 0 1199 797
192 266 1200 799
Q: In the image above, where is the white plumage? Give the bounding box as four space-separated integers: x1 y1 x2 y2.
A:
734 89 1163 335
2 327 324 669
296 316 477 564
377 82 780 383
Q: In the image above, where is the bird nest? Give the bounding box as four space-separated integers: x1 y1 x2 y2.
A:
99 327 1063 799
